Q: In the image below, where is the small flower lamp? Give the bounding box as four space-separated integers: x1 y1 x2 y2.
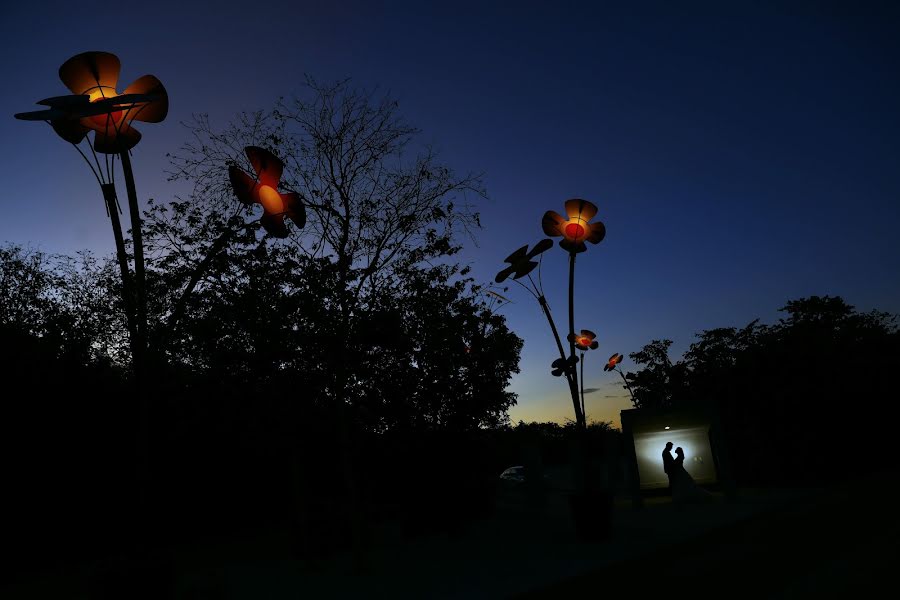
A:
229 146 306 238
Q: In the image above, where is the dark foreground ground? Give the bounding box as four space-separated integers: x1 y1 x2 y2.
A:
4 469 898 599
524 470 900 599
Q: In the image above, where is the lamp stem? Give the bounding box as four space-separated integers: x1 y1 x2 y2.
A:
119 150 147 357
118 151 151 550
618 367 636 401
580 351 586 423
539 295 581 422
538 295 567 361
100 183 139 353
567 251 584 428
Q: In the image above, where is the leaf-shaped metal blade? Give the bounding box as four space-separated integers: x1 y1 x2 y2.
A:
495 266 515 283
14 108 67 121
37 94 91 108
511 260 538 279
527 238 554 258
503 245 529 264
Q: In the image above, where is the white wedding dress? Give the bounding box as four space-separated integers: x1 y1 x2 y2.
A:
671 455 713 503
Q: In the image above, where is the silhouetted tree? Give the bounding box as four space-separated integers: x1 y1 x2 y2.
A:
626 339 688 409
143 79 516 560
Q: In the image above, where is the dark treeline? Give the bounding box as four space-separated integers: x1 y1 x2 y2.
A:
0 240 621 577
0 250 521 572
623 295 899 485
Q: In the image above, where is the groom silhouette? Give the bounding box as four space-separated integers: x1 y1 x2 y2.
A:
662 442 675 492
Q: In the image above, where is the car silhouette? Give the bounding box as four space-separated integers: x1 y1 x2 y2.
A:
499 465 526 485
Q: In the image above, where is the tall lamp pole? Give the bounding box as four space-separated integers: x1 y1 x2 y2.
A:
15 52 169 547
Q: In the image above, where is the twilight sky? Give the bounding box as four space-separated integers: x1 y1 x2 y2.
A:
2 1 899 427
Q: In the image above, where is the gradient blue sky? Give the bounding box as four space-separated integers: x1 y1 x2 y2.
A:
2 1 899 426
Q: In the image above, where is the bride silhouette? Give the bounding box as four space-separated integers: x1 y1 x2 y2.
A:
671 447 713 504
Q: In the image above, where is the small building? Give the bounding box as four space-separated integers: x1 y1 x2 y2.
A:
620 405 735 506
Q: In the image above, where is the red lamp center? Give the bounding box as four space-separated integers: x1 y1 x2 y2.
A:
257 185 284 214
88 88 124 129
565 222 585 240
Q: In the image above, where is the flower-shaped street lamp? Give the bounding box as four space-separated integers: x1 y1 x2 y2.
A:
495 199 607 429
603 352 623 372
569 329 599 423
229 146 306 238
57 51 168 152
14 51 169 543
542 198 606 254
570 329 599 352
538 199 606 428
14 51 169 371
604 352 635 401
495 197 612 539
17 52 168 153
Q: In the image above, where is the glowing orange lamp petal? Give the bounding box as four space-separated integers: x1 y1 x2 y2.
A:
541 210 566 237
122 75 168 123
245 146 284 188
564 198 598 222
229 165 257 205
282 192 307 228
586 222 606 244
93 124 141 153
59 52 121 96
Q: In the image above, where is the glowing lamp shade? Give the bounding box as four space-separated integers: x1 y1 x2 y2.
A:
229 146 306 238
568 329 599 351
14 52 168 153
21 52 168 153
542 198 606 253
604 352 623 372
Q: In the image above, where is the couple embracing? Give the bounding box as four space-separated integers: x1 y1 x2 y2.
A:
662 442 712 503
